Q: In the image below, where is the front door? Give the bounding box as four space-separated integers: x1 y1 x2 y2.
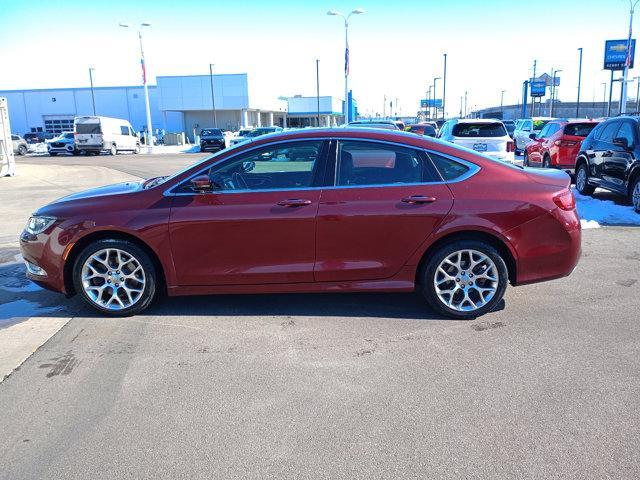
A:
603 120 636 192
169 140 327 285
314 140 454 282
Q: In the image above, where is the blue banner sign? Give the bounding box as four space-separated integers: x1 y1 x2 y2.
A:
530 80 546 97
604 39 636 70
420 99 443 108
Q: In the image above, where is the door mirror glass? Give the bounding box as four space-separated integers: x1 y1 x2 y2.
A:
242 160 255 173
529 133 538 140
190 174 213 192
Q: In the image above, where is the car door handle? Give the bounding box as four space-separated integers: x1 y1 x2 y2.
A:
277 198 312 207
401 195 437 204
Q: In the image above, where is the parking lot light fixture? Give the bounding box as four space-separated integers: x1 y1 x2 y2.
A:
621 0 640 115
433 77 441 120
119 21 154 151
327 7 365 123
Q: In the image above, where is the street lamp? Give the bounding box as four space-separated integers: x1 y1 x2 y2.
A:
433 77 441 120
550 69 562 117
119 21 154 150
88 67 96 115
602 81 607 116
327 7 364 123
621 0 640 114
500 89 506 116
635 76 640 112
442 53 448 121
209 63 217 128
576 48 583 117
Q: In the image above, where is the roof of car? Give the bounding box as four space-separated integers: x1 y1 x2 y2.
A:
454 118 504 124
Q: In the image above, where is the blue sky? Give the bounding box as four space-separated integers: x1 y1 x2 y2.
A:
0 0 632 116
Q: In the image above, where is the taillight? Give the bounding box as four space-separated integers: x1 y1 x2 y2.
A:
553 190 576 211
554 140 561 146
506 141 515 152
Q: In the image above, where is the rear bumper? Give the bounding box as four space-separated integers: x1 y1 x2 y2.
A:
506 207 581 286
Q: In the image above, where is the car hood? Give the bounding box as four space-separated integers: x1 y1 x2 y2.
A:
524 168 571 188
37 181 143 212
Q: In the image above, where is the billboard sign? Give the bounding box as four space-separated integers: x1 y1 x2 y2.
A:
604 39 636 70
420 99 443 108
530 80 546 97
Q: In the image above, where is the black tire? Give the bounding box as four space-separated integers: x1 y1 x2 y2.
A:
18 145 27 156
420 240 509 320
523 151 529 167
72 239 157 317
543 155 551 169
513 138 520 155
49 152 58 156
630 175 640 213
575 161 595 195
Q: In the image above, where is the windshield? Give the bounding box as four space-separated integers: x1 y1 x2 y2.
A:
533 120 550 131
452 123 507 137
201 129 222 136
76 123 101 134
63 133 74 139
238 129 251 136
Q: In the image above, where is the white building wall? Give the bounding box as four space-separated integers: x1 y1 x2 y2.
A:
288 96 341 115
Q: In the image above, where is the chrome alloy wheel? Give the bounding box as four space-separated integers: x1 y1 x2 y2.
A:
633 181 640 211
576 168 587 192
81 248 145 310
433 249 499 312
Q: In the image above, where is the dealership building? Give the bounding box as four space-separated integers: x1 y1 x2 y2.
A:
0 73 351 141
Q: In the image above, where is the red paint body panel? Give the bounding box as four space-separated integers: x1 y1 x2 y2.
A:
19 128 581 299
526 121 599 170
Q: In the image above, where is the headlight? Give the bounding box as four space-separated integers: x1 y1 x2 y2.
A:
25 216 56 234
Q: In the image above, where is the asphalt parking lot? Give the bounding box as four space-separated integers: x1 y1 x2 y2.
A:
1 154 639 479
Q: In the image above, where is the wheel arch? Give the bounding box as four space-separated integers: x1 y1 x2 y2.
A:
63 230 167 297
575 153 588 172
414 230 517 287
627 164 640 195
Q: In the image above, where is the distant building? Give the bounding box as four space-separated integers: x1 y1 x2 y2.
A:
286 95 344 127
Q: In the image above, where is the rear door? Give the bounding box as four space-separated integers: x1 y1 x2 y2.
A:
592 120 621 183
314 139 454 282
528 123 551 164
75 118 103 148
557 123 597 168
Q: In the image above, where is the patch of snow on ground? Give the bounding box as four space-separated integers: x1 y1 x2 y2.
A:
574 187 640 229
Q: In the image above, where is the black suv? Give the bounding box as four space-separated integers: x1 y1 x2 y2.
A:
575 116 640 213
199 128 226 152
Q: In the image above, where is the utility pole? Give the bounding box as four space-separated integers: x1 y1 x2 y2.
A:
531 59 537 117
383 94 386 118
316 59 321 126
576 48 583 117
442 53 447 121
433 77 441 121
620 0 639 115
602 82 607 116
209 63 217 128
88 67 96 115
608 71 614 116
459 95 463 118
464 90 468 118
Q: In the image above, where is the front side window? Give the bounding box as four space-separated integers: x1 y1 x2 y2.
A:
202 141 322 191
120 126 130 135
522 120 532 131
537 123 551 139
598 121 621 143
336 141 433 187
428 152 471 181
615 122 636 146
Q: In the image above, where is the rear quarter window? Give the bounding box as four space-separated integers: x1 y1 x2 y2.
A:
428 152 471 181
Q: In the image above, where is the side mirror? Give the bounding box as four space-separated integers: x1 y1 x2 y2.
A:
190 174 213 192
612 137 630 149
242 160 255 172
529 133 538 140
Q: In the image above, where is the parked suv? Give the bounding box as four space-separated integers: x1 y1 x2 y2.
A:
23 132 55 144
199 128 226 152
47 132 77 156
575 116 640 212
524 120 599 173
11 135 28 155
438 119 515 162
513 117 554 154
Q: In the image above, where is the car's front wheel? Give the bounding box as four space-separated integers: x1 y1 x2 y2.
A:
575 162 595 195
72 239 157 316
18 145 27 156
420 240 508 320
630 175 640 213
109 144 117 156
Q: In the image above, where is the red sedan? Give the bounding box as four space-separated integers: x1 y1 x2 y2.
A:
524 120 599 173
20 129 581 319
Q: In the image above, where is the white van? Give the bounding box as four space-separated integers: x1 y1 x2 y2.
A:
74 116 140 155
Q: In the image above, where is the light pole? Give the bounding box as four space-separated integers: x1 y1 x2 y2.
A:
602 81 607 116
464 90 468 118
551 69 562 117
576 48 583 117
500 89 506 117
433 77 441 120
621 0 640 114
635 76 640 111
316 59 321 126
442 53 447 120
209 63 217 128
119 22 154 150
327 8 365 123
426 86 432 119
88 67 96 115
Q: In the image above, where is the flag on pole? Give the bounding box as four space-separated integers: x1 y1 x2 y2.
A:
141 58 147 84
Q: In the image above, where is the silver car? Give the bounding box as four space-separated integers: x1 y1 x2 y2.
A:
47 132 77 156
11 135 28 155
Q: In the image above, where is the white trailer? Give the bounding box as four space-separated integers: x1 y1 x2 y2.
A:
0 97 16 177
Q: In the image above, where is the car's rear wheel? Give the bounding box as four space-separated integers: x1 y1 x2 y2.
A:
420 240 508 320
575 162 595 195
630 176 640 213
133 144 140 154
72 239 157 316
18 145 27 156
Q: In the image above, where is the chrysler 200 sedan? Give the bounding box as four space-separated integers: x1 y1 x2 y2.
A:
20 128 581 319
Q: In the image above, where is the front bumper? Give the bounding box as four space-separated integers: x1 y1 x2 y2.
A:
48 144 75 154
19 229 68 295
200 140 225 151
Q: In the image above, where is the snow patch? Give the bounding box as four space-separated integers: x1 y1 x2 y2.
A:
574 187 640 228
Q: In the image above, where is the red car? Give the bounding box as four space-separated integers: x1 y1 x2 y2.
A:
524 120 599 173
20 128 581 320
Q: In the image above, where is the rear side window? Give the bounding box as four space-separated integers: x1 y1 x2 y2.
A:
597 121 620 143
452 123 507 138
76 123 101 134
336 141 436 186
564 123 597 137
616 122 637 146
428 152 471 181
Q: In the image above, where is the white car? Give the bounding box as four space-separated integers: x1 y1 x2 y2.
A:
229 127 254 147
74 116 140 155
512 117 554 154
438 119 515 163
